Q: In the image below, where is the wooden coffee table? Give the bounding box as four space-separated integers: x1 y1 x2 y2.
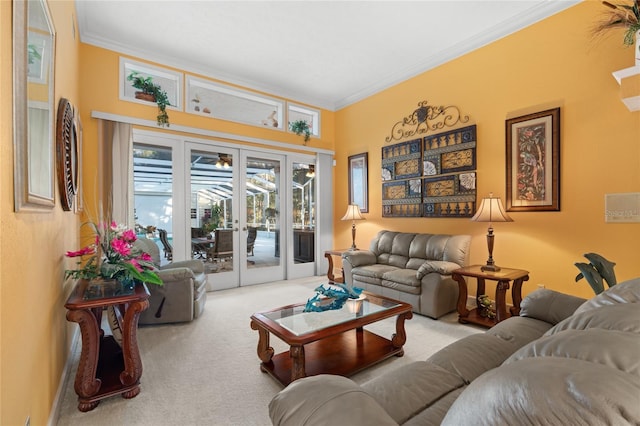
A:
250 291 413 386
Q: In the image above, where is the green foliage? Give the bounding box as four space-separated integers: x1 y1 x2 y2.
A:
127 71 171 127
289 120 311 143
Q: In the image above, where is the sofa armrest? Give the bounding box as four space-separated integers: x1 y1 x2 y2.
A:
342 250 377 267
161 259 205 274
269 375 397 426
157 267 196 283
416 260 461 279
519 289 586 325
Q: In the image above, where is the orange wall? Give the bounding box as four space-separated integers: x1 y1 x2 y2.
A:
1 1 639 424
1 1 81 425
334 2 640 299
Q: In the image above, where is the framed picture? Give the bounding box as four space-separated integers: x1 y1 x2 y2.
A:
13 0 56 211
506 107 560 212
348 153 368 213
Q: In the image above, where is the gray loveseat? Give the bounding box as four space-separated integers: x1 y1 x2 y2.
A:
342 230 471 318
269 278 640 425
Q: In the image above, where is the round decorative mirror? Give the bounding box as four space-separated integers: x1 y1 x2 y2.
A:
56 98 78 211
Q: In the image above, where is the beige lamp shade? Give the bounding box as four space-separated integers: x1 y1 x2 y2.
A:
471 195 513 224
341 204 364 221
471 194 513 272
341 204 364 250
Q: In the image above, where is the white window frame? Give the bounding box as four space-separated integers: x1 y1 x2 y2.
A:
287 103 321 139
119 57 183 111
185 75 285 130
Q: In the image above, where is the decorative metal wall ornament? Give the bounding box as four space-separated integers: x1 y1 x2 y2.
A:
385 100 470 143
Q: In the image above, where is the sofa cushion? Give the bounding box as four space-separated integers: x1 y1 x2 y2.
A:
363 361 465 425
441 357 640 426
573 276 640 315
382 269 421 289
352 264 399 280
427 316 551 384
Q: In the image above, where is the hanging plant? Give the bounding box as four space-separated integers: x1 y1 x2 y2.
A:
289 120 311 143
592 1 640 47
127 71 171 127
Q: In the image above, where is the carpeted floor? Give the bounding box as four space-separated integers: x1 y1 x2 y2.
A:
55 276 483 426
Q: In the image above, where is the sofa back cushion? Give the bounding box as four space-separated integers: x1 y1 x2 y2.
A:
370 230 470 270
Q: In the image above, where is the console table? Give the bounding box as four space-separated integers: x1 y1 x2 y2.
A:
65 280 150 412
452 265 529 328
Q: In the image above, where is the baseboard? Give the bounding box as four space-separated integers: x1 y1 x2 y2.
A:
47 326 80 426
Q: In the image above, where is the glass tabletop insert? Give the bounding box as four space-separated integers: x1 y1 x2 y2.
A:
264 295 400 336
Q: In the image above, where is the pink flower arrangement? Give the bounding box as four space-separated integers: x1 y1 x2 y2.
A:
65 221 162 286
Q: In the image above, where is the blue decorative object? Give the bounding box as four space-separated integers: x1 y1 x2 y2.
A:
303 284 364 312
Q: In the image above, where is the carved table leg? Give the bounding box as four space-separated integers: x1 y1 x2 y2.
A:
290 345 306 382
495 280 510 322
251 320 274 365
391 311 413 356
453 273 470 323
510 275 529 316
120 299 149 398
66 309 102 412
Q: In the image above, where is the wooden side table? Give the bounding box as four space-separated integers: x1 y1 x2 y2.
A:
65 280 150 412
452 265 529 328
324 249 349 283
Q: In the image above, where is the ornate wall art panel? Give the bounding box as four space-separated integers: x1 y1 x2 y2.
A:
382 179 422 217
423 172 476 218
381 138 422 181
421 124 477 218
381 138 423 217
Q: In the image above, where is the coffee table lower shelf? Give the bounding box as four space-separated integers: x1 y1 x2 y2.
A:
261 329 403 386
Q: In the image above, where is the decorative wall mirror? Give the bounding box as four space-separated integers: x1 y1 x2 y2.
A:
13 0 56 211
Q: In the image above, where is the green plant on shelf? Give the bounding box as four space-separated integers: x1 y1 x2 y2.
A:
127 71 171 127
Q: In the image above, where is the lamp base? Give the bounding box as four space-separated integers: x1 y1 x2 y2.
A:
481 264 501 272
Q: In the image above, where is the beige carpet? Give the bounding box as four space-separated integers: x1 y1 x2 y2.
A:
55 276 483 426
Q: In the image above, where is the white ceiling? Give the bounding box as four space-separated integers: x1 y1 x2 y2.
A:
75 0 579 111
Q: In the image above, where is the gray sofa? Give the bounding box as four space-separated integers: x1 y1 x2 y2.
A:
342 230 471 318
269 278 640 425
134 238 208 324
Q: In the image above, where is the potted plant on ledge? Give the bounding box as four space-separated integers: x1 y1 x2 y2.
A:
289 120 311 144
127 71 171 127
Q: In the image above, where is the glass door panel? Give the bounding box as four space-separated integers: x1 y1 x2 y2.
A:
288 157 317 279
292 162 315 263
189 148 239 290
133 144 174 267
241 153 284 285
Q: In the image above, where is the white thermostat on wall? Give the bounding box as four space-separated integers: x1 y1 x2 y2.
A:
605 192 640 223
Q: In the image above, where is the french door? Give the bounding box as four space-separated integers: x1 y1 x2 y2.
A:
133 131 322 290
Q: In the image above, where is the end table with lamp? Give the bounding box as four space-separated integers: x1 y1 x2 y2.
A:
457 193 528 327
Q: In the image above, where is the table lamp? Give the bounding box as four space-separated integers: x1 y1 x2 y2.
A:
471 193 513 272
341 204 364 250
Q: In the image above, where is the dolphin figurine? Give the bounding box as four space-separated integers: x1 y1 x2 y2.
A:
575 262 605 295
584 253 617 288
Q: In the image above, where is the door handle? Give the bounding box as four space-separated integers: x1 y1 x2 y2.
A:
234 227 239 232
242 227 247 231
